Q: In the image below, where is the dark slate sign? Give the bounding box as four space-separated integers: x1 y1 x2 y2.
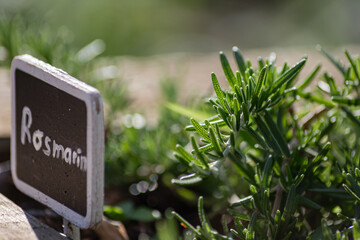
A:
11 55 104 229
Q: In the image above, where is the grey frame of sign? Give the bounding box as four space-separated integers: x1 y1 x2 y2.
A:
11 55 104 229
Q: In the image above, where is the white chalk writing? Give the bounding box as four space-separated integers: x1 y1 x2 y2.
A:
20 106 87 171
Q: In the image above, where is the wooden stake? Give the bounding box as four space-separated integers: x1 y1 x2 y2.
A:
63 219 80 240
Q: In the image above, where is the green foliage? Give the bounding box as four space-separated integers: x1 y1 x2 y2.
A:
156 210 180 240
171 47 360 239
172 197 234 239
0 15 104 79
104 201 161 222
104 76 190 188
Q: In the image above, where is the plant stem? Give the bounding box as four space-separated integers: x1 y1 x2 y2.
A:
268 131 298 238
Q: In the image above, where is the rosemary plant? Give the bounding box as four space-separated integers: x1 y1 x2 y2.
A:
171 47 360 239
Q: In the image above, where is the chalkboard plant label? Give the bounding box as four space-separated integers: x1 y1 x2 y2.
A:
11 55 104 229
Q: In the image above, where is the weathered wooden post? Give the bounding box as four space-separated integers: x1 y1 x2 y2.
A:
11 55 104 239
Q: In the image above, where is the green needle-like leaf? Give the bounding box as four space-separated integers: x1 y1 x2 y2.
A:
282 184 297 226
198 143 215 152
345 50 360 82
221 215 229 237
172 173 203 185
216 106 231 127
346 174 360 197
211 72 227 112
240 87 247 104
220 51 236 89
262 155 274 188
172 211 202 237
317 45 346 76
191 136 209 169
185 119 226 132
191 118 211 142
233 46 247 78
343 184 360 202
294 174 305 187
254 65 267 97
242 102 250 123
321 218 335 240
311 142 331 167
341 106 360 127
324 73 338 95
297 90 336 107
198 196 212 234
246 212 257 240
230 229 244 239
174 153 190 168
299 196 321 210
246 126 269 150
353 220 360 240
235 71 242 86
231 196 253 207
332 96 360 106
254 115 283 155
264 111 290 157
258 56 265 69
209 126 223 155
166 102 212 121
228 209 251 221
176 144 204 167
271 57 307 95
297 64 321 90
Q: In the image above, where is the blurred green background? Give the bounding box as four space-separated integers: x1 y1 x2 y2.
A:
1 0 359 56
